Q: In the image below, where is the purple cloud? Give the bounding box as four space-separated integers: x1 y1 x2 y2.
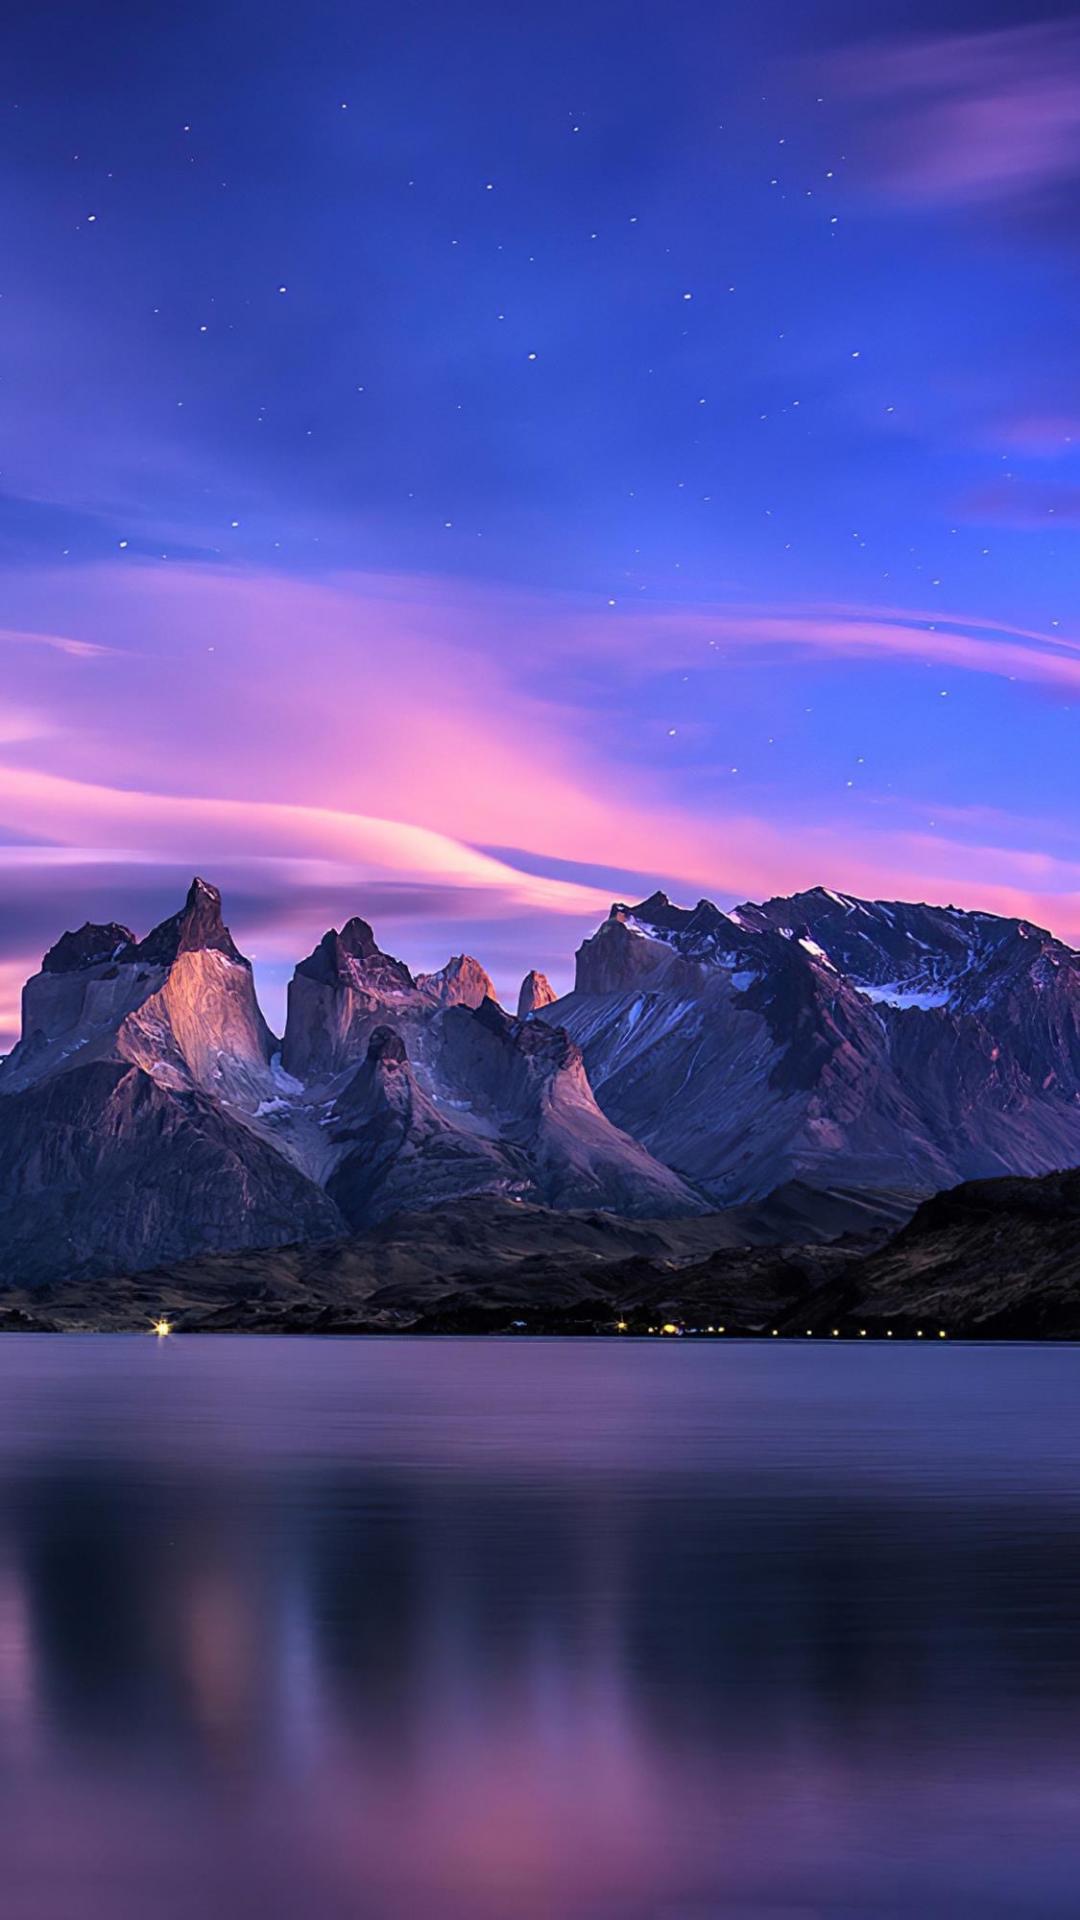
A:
963 481 1080 527
833 21 1080 209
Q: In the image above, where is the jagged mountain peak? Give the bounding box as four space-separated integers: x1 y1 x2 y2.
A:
609 882 1078 1008
518 969 556 1017
134 876 247 969
283 916 419 1080
43 922 137 976
2 877 274 1108
296 919 415 993
468 992 576 1069
415 953 496 1008
732 885 1077 1013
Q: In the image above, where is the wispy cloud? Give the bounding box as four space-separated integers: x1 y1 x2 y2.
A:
993 416 1080 458
577 600 1080 695
1 559 1079 1048
832 20 1080 210
0 626 111 659
962 482 1080 530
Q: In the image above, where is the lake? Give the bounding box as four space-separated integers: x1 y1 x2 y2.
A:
0 1336 1077 1918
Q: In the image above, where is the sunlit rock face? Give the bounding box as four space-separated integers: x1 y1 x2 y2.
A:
517 970 556 1018
0 880 336 1283
548 886 1080 1204
3 878 275 1111
415 954 496 1009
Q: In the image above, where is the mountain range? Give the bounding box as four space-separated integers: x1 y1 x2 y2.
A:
2 874 1079 1295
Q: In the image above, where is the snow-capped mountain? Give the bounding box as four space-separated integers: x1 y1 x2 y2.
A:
546 887 1080 1202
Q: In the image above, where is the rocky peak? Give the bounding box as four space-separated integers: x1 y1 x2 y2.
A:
575 900 709 995
517 969 557 1017
134 877 247 969
469 994 580 1074
416 953 495 1008
4 878 274 1107
296 917 414 993
731 886 1080 1016
42 922 136 975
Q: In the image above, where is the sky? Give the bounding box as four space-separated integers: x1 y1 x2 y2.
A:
2 0 1080 1041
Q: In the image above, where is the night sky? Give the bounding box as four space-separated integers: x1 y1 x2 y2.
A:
2 0 1080 1039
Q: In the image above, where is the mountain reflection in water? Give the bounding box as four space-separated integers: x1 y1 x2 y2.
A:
0 1336 1077 1918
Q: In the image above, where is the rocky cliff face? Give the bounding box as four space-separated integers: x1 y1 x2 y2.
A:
325 1026 531 1227
428 997 704 1216
415 954 496 1009
304 956 704 1226
4 877 277 1111
0 880 335 1282
0 1059 339 1286
517 969 557 1017
281 917 419 1082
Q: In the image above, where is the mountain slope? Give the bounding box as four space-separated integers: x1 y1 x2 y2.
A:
547 887 1080 1203
0 1060 340 1286
325 1026 532 1225
798 1168 1080 1338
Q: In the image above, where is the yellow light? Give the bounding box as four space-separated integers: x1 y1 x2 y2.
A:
939 1330 947 1339
916 1330 924 1338
859 1329 867 1337
771 1329 778 1337
717 1325 725 1334
661 1323 679 1336
832 1329 839 1337
616 1320 628 1332
152 1317 172 1338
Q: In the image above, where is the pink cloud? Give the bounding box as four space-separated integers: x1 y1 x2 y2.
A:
0 563 734 886
832 21 1080 208
962 482 1080 529
0 964 25 1051
1 561 1079 1047
569 599 1080 695
995 416 1080 458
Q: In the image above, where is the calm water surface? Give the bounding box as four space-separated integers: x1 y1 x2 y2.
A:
0 1336 1079 1918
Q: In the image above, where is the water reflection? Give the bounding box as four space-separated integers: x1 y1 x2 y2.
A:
0 1337 1077 1916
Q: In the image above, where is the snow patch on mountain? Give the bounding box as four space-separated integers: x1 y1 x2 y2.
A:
853 982 952 1011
